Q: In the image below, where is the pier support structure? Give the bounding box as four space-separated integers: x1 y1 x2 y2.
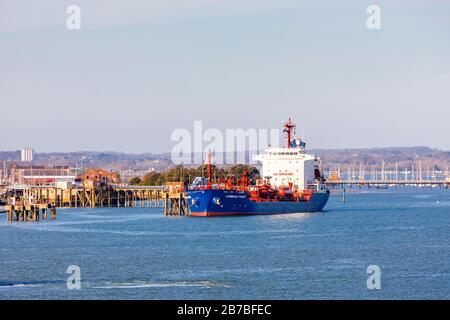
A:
4 204 55 222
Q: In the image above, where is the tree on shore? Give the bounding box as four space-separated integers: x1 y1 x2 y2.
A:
129 177 141 185
136 165 260 186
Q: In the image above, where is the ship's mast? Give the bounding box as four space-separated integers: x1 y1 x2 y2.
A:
207 150 212 190
283 118 296 149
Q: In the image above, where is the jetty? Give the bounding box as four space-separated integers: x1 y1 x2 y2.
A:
2 181 190 219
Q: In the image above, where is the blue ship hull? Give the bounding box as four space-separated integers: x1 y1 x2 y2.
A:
186 189 330 216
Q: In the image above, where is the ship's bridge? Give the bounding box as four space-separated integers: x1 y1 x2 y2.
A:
253 147 315 161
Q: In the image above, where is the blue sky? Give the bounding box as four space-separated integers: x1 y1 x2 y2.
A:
1 0 449 153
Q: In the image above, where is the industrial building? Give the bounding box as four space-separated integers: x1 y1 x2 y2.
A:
1 164 76 186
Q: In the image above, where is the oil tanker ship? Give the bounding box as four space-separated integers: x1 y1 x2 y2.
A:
186 118 330 216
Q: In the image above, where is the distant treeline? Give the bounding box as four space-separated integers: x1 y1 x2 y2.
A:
129 164 260 186
0 151 172 172
1 146 448 172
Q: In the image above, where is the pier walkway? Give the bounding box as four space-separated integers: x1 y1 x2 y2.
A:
2 184 190 217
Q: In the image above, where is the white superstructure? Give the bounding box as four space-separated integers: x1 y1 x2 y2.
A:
253 147 324 190
253 118 326 191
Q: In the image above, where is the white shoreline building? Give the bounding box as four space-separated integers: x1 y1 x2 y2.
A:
21 148 34 162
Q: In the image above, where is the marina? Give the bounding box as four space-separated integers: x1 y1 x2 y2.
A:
326 179 449 188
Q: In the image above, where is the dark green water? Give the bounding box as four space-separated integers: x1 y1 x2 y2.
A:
0 188 449 299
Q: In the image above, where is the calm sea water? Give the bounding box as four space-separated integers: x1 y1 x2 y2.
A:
0 188 449 300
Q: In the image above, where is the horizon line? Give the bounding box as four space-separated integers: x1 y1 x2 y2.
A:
0 145 449 155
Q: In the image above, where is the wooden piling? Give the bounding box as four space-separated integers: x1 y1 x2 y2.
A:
50 206 56 220
4 205 12 222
